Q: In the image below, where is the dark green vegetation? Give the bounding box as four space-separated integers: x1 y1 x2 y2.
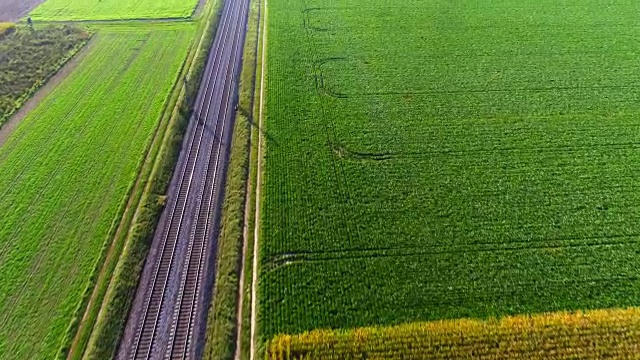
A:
0 25 89 127
261 0 640 338
0 24 194 359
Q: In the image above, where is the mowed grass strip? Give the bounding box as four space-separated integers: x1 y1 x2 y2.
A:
0 23 194 359
267 308 640 359
261 0 640 338
30 0 198 21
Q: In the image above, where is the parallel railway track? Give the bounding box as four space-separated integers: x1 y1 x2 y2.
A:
119 0 250 358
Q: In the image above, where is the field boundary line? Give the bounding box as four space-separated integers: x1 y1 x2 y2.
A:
250 0 267 357
232 0 261 358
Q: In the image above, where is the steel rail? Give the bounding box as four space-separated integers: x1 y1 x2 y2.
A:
129 1 239 358
165 0 248 357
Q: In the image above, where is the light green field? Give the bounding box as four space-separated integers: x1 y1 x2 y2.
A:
30 0 199 21
0 23 194 359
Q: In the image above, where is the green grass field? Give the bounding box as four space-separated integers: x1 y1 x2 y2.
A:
0 25 89 127
30 0 199 21
0 23 194 359
261 0 640 338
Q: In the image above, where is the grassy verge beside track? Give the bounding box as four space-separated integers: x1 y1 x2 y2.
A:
201 0 260 358
267 308 640 359
73 1 223 359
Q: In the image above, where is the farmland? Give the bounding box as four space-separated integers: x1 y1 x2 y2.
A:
0 23 194 359
261 0 640 343
0 24 89 127
30 0 199 21
268 308 640 360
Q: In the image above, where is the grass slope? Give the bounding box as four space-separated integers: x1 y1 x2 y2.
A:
0 25 89 127
261 0 640 338
0 23 194 359
30 0 198 21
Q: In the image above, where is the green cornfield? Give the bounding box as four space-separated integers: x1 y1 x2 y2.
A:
0 23 194 359
261 0 640 340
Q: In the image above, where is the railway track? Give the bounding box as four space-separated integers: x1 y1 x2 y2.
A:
118 0 250 358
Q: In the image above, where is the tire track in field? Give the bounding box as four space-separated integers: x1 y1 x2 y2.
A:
306 1 368 245
262 233 640 272
27 44 174 352
34 34 172 304
0 46 159 332
344 83 640 98
300 0 356 249
250 0 267 357
0 91 134 336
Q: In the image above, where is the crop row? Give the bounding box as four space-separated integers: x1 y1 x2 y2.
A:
260 240 640 337
267 307 640 359
0 24 194 359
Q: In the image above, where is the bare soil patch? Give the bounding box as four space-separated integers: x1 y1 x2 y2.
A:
0 0 44 22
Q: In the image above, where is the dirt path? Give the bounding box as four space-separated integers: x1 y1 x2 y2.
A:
234 139 252 360
250 0 267 358
234 1 261 359
193 0 208 18
0 37 95 149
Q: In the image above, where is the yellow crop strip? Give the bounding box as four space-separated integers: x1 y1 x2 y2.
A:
268 308 640 359
0 22 15 37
